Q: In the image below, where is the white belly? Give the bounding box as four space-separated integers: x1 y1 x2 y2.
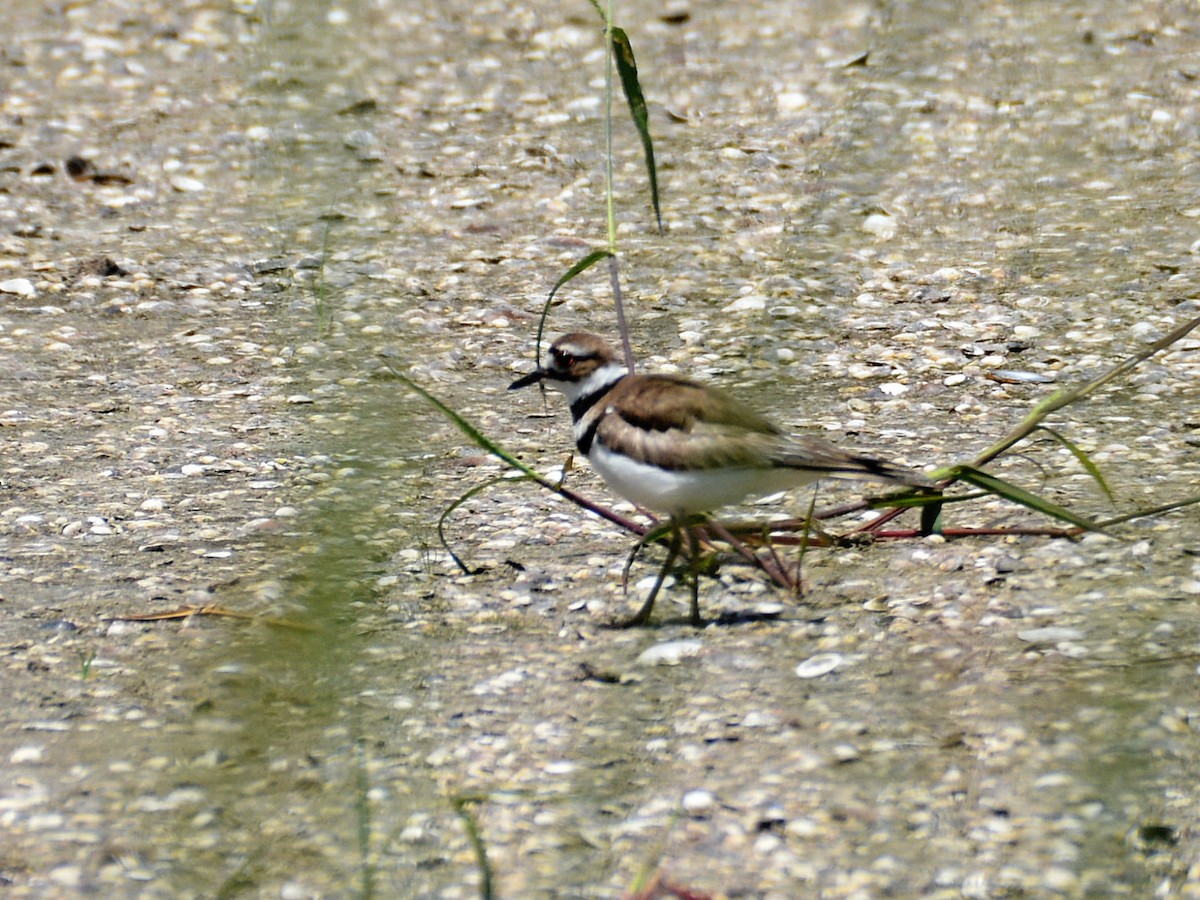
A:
589 442 819 516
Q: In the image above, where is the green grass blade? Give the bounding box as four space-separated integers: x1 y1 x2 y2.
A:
1036 426 1115 505
865 490 959 509
537 248 613 355
438 475 531 574
451 796 495 900
1095 493 1200 528
382 358 661 543
970 314 1200 469
380 358 546 482
949 464 1107 534
354 738 376 899
610 27 662 232
919 499 944 536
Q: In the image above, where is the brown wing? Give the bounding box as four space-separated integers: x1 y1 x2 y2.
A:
594 374 787 471
607 374 781 433
596 374 928 485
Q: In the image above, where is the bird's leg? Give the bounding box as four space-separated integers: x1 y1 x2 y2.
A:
682 522 702 626
615 516 682 627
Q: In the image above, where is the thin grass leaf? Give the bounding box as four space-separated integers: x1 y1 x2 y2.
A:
920 500 944 536
354 739 376 899
315 215 335 335
794 489 820 597
537 248 613 357
1036 426 1115 505
622 519 677 594
382 357 654 537
380 358 545 482
610 27 662 231
866 490 977 509
970 314 1200 469
949 464 1106 534
1095 493 1200 529
451 796 495 900
438 476 531 574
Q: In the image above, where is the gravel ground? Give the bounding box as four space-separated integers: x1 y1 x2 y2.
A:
2 0 1200 897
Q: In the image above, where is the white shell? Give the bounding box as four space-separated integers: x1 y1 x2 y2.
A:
794 653 844 679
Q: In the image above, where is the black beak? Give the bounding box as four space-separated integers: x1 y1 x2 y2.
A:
508 369 546 390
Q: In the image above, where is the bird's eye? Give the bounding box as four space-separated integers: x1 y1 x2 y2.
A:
554 350 574 367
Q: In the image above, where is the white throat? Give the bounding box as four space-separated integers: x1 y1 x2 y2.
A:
559 361 627 404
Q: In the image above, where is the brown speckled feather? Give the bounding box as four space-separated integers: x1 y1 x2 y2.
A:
591 373 919 482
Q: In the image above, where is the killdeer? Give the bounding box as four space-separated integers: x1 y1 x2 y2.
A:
510 332 928 625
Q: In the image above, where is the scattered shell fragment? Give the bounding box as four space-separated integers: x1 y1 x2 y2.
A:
722 294 767 313
795 653 843 679
169 175 206 192
636 640 703 666
861 213 897 240
681 789 715 814
10 745 45 764
986 370 1056 384
0 278 35 297
1017 626 1084 643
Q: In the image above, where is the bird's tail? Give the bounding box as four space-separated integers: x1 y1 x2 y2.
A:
778 436 931 488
